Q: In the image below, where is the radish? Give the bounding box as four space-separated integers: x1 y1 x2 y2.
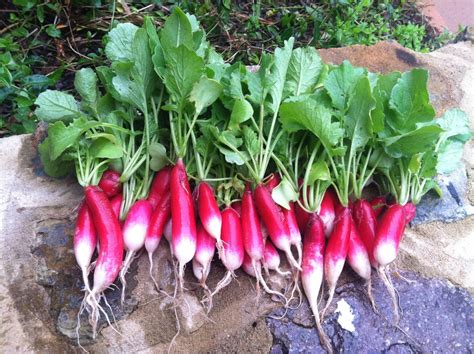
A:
321 206 351 318
84 186 123 337
319 189 336 237
119 199 152 304
373 204 406 267
148 166 172 210
171 159 197 292
301 213 332 353
347 215 376 311
372 204 406 323
294 200 310 233
145 192 171 290
197 182 222 252
352 199 378 268
242 183 286 300
264 172 280 191
370 196 386 218
231 201 242 216
110 193 123 220
74 202 96 292
163 218 173 250
98 170 122 198
284 202 302 262
242 253 258 278
263 240 290 277
192 222 216 289
347 219 371 280
254 184 301 271
210 207 243 299
403 202 416 224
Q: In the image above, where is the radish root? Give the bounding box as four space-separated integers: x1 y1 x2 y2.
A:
378 266 400 324
119 251 135 306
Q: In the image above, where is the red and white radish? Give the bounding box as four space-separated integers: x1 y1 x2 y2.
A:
145 192 171 290
242 183 286 300
171 159 197 292
192 222 216 288
254 184 301 270
210 207 243 299
301 213 332 353
352 199 378 268
319 189 336 237
197 182 222 252
148 166 171 210
98 170 122 198
74 202 96 292
372 204 406 323
120 199 152 304
370 196 386 218
83 186 123 337
110 193 123 220
321 206 351 318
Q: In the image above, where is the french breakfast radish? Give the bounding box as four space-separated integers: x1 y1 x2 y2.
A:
209 207 243 299
347 216 376 311
254 184 301 271
301 213 332 354
322 206 351 318
370 196 386 218
373 204 406 267
84 186 123 337
352 199 378 268
74 202 97 292
148 166 172 210
263 240 290 277
192 222 216 288
242 183 286 300
120 199 152 304
110 193 123 220
319 189 336 238
294 200 310 233
98 170 122 198
373 204 406 323
171 159 197 292
197 182 222 251
403 202 416 224
145 192 171 290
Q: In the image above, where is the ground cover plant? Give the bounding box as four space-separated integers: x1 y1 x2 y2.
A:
33 8 472 352
0 0 461 136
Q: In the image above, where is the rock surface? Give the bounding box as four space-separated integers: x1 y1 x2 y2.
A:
1 41 473 352
268 271 474 353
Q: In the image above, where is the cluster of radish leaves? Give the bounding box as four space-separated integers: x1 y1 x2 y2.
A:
35 7 471 216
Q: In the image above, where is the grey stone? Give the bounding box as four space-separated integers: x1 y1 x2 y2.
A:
413 165 474 225
267 272 474 353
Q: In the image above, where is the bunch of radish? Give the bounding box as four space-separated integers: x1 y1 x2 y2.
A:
35 7 471 352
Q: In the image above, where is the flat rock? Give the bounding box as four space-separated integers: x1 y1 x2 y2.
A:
267 271 474 353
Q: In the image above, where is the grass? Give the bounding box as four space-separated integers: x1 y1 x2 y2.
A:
0 0 462 136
